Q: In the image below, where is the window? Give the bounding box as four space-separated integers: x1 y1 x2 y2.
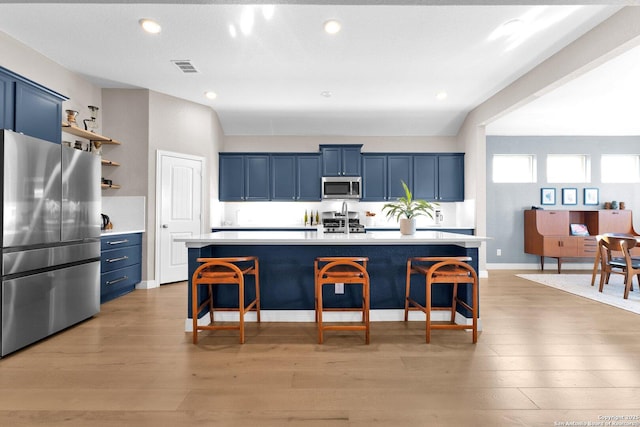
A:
601 154 640 183
492 154 536 183
547 154 590 183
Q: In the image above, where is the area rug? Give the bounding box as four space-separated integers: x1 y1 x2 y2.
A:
517 273 640 315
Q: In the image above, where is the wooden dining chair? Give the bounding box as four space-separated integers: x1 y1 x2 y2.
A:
591 234 625 287
613 236 640 299
592 234 639 299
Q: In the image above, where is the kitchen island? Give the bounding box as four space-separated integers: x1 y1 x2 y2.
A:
177 230 487 329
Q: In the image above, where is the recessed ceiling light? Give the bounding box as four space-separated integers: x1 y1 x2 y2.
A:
205 91 217 100
324 20 341 35
436 91 448 100
139 18 161 34
321 91 332 98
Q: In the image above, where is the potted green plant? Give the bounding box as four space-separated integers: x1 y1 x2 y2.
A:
382 181 437 235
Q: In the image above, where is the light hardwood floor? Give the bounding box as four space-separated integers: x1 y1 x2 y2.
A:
1 270 640 426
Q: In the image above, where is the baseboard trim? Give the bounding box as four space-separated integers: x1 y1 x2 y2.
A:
487 262 593 271
185 309 482 332
136 280 159 290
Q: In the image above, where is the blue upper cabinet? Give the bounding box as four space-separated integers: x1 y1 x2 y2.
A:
437 154 464 202
361 155 386 200
219 154 245 201
245 155 270 200
15 81 63 144
296 154 321 200
0 66 66 144
271 154 321 201
413 154 464 202
0 70 15 131
271 155 296 200
221 149 462 203
362 154 412 201
413 155 437 200
320 144 362 176
219 154 270 201
387 155 412 199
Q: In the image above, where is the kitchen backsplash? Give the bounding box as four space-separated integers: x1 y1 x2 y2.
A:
102 196 146 233
218 200 474 228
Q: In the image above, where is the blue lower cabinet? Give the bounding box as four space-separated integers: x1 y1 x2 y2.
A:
101 265 142 303
101 233 142 303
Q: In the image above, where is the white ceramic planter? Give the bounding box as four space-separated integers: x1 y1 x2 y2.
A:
399 218 416 235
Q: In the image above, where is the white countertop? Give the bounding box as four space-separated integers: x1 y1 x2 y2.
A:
176 230 488 249
212 225 474 230
101 229 145 237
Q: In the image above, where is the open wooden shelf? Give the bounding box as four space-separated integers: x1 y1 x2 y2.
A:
101 183 121 189
62 122 122 144
101 159 121 167
63 121 123 190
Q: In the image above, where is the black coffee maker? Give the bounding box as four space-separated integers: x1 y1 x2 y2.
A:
101 214 112 230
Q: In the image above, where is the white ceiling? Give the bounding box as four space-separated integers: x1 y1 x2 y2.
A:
0 2 632 136
486 43 640 136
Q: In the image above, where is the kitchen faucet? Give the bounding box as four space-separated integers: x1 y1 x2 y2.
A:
341 201 349 236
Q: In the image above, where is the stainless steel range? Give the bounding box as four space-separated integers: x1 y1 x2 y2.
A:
321 211 366 234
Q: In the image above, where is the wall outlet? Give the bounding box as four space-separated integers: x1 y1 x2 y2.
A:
335 283 344 294
497 249 502 256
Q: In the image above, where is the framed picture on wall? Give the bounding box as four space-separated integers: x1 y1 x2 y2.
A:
541 188 556 205
584 188 599 205
562 188 578 205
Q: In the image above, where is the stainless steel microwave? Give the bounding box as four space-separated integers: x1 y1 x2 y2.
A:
322 176 361 199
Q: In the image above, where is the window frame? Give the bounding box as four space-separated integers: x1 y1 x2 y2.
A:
546 154 590 184
491 154 537 183
600 154 640 183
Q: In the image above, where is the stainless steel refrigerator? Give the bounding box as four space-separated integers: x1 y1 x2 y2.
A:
1 129 101 357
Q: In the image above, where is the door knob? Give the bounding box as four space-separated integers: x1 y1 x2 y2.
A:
162 224 169 228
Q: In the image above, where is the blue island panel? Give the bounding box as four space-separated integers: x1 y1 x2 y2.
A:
187 243 478 320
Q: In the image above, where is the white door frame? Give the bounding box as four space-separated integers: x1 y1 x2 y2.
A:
155 149 206 285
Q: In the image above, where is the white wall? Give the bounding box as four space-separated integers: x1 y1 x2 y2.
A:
0 31 102 131
101 89 224 284
148 90 224 283
457 6 640 273
224 135 460 153
486 135 640 268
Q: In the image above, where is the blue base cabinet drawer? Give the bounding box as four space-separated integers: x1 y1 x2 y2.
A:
101 233 142 304
100 264 142 302
101 233 142 250
100 246 140 271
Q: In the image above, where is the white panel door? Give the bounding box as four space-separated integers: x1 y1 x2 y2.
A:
159 152 203 284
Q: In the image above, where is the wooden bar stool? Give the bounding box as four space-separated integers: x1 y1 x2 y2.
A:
314 257 370 344
405 256 478 343
191 256 260 344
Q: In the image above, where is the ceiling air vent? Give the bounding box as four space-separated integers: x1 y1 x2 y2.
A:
171 60 199 74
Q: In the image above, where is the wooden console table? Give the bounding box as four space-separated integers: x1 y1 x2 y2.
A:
524 209 639 272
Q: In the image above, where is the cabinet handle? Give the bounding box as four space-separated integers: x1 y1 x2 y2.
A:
106 255 129 263
108 239 129 245
106 276 128 286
